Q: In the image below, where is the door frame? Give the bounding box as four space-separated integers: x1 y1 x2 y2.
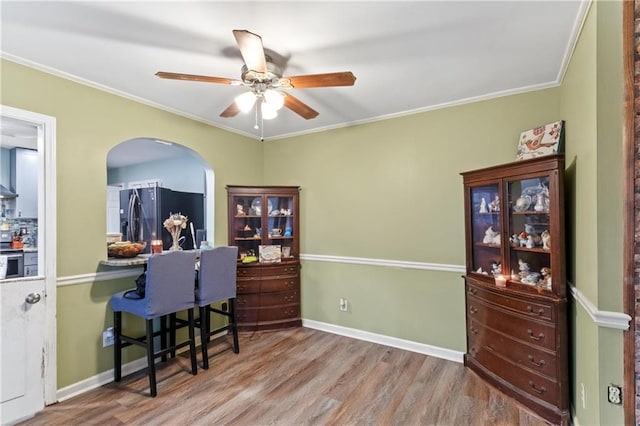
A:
1 104 58 406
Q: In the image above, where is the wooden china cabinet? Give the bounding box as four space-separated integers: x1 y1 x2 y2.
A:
226 185 301 332
461 154 568 425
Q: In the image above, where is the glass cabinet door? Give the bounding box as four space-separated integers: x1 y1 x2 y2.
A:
231 194 263 259
506 175 552 290
469 183 502 277
266 195 295 258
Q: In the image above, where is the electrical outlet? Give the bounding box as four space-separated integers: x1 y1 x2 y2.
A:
102 327 114 347
607 384 622 405
339 297 348 312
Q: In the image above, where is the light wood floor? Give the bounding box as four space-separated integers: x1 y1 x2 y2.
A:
21 327 550 425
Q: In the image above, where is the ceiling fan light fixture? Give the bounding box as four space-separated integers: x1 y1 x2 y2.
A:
261 101 278 120
235 91 257 112
264 89 284 111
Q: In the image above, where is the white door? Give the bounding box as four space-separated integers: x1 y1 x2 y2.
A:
0 106 56 425
0 279 46 425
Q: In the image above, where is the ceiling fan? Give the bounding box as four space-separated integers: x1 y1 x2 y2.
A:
156 29 356 123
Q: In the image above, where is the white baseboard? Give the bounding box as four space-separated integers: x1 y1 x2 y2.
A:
302 319 464 363
57 356 148 402
56 331 225 402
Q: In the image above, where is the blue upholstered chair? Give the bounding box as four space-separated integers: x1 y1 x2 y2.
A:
196 246 239 369
110 250 198 397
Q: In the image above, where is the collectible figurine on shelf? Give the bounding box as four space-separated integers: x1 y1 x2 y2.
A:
483 226 500 245
541 230 551 250
476 267 489 275
236 204 245 216
489 195 500 212
518 232 528 247
518 259 530 280
510 234 519 247
539 267 552 289
479 197 488 213
490 261 502 276
526 235 535 248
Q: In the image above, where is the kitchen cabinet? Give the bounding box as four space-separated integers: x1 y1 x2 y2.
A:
10 148 38 218
24 251 38 277
460 154 568 425
227 185 301 331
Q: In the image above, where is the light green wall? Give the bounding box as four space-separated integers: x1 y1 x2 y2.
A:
0 3 629 422
265 89 561 350
1 58 263 388
560 1 625 425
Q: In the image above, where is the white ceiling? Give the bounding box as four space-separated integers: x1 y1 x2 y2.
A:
1 1 588 144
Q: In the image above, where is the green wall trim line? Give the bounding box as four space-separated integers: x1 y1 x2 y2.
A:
300 253 466 273
303 319 464 363
569 282 630 330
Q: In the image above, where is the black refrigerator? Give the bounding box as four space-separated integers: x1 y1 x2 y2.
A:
120 187 204 252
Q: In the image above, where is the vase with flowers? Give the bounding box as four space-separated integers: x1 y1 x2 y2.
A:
163 213 188 251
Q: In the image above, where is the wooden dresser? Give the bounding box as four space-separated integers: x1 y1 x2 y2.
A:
236 262 301 331
227 185 301 332
461 155 568 425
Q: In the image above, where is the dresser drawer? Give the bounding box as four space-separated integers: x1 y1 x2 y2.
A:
261 276 299 293
237 305 300 323
466 282 554 322
467 296 556 351
467 319 557 378
237 290 299 308
469 343 558 406
236 279 260 294
237 263 299 279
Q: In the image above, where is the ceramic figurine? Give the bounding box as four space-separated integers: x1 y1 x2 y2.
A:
518 232 528 247
526 235 535 248
284 227 292 237
534 193 546 212
518 259 530 280
541 230 551 250
483 226 499 244
490 261 502 275
479 197 488 213
510 234 519 246
539 267 552 289
236 204 245 216
489 195 500 212
522 272 541 285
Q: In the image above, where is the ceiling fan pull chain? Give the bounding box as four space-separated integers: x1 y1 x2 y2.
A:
254 104 259 130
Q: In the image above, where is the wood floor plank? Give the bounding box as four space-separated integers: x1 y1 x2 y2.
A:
19 328 552 426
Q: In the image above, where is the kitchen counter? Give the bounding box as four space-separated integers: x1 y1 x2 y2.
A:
100 254 151 267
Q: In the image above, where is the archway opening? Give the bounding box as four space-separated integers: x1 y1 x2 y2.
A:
106 137 214 251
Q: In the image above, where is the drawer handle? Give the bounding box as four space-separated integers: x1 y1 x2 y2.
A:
527 355 545 368
527 306 545 316
284 295 295 302
469 307 478 314
527 329 545 341
528 381 547 395
237 285 246 291
286 281 295 288
468 288 477 295
470 327 478 335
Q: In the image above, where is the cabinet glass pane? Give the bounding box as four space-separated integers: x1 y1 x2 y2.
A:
232 195 262 258
267 196 294 258
507 176 552 289
470 184 502 276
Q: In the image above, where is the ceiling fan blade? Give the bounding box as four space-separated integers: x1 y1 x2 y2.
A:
220 102 241 118
233 29 267 73
156 72 236 85
284 94 319 120
282 72 356 89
